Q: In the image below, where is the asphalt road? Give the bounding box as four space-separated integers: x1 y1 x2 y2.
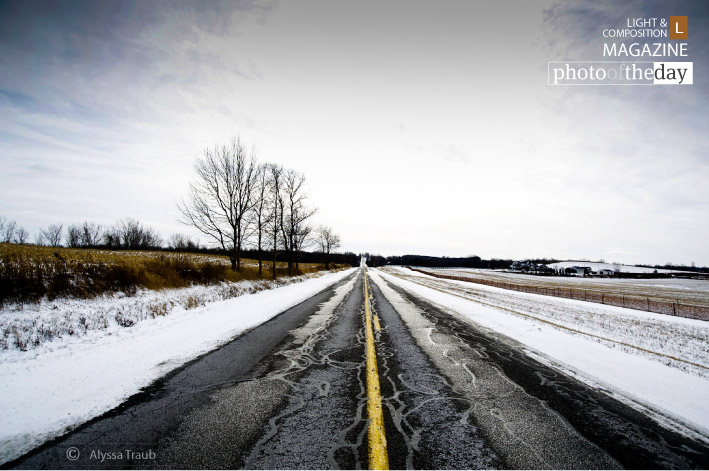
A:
6 267 709 469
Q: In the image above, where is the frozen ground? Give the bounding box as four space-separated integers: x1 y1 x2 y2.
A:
546 260 694 274
440 267 709 306
375 267 709 441
0 268 356 465
450 268 709 291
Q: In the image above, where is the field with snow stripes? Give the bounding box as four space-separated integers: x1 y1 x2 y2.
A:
439 267 709 306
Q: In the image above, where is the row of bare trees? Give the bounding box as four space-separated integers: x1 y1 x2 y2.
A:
0 215 29 244
2 137 341 273
0 216 168 250
2 205 339 272
60 219 162 249
178 137 341 277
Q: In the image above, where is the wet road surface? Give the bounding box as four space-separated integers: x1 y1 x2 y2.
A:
6 267 709 469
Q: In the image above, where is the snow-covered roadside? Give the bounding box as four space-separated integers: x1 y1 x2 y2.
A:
389 268 709 376
0 268 356 464
1 272 343 352
372 268 709 442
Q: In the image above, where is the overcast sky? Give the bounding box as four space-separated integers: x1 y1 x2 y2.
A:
1 0 707 265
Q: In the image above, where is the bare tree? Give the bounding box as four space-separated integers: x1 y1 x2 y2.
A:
66 222 103 247
167 233 200 251
279 169 317 275
66 224 82 247
0 216 27 244
178 137 259 271
0 215 7 242
266 163 283 279
114 218 161 249
253 164 269 277
38 224 64 246
0 216 17 243
103 226 121 248
14 226 29 244
81 222 103 247
316 225 341 269
293 223 313 270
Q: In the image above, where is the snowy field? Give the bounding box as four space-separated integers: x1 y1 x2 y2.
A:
376 267 709 441
546 260 694 274
439 267 709 306
0 268 356 464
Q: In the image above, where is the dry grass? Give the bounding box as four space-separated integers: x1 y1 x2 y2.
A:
0 243 331 306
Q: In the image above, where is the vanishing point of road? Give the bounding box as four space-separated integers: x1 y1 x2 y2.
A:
7 267 709 469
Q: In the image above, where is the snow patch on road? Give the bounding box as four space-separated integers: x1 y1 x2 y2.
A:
290 275 357 347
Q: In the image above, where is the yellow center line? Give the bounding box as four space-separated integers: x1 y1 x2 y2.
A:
364 269 389 470
367 279 382 332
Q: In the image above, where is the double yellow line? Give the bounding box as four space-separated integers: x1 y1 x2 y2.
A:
363 269 389 470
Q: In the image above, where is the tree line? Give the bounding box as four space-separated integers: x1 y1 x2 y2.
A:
1 211 352 264
0 136 345 275
1 215 168 250
364 254 514 269
177 136 341 277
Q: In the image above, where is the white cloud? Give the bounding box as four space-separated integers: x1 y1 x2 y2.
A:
0 0 706 265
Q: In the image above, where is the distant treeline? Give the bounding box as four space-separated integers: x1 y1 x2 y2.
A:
366 254 709 274
364 254 514 269
237 249 359 267
0 214 356 268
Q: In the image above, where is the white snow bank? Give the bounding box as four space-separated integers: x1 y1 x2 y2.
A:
1 273 337 352
0 268 356 464
373 268 709 441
